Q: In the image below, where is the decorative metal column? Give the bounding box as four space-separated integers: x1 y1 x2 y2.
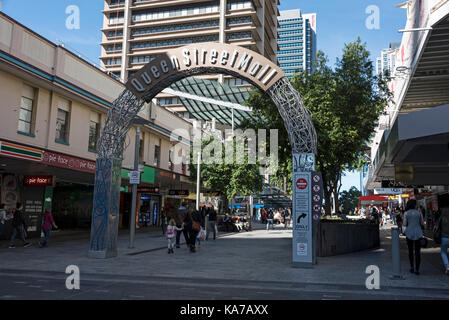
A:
88 90 144 258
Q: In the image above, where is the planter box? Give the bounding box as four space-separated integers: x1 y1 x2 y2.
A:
317 221 380 257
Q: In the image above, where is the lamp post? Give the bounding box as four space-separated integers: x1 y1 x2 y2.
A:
196 150 201 211
128 116 151 249
129 126 140 249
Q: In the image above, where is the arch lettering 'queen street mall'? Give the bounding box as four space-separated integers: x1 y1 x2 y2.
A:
125 43 284 100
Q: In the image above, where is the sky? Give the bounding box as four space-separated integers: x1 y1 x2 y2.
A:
1 0 407 192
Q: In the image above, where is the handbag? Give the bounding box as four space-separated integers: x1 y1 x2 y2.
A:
190 212 201 232
434 218 442 245
419 237 428 248
197 228 206 240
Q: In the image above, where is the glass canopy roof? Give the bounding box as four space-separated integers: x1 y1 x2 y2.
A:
169 77 257 126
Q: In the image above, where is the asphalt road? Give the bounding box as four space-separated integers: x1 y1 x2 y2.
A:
0 268 447 300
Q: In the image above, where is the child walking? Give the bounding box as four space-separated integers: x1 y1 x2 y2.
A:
166 219 182 254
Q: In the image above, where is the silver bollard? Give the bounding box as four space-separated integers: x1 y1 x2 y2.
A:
391 226 404 280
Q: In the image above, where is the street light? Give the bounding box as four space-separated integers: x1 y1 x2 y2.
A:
129 116 151 249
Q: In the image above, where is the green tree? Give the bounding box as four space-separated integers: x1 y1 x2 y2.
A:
242 38 390 214
189 134 263 212
339 186 362 215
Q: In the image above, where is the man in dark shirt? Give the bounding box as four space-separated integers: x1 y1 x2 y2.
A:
206 203 217 240
9 203 31 248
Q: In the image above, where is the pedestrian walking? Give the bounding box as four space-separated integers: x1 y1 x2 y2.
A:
39 207 58 248
9 203 31 248
266 209 274 231
403 200 425 275
196 203 207 248
0 203 12 239
436 208 449 275
160 207 167 236
283 208 291 229
183 204 202 253
166 219 183 254
206 203 217 240
175 205 188 249
396 209 403 234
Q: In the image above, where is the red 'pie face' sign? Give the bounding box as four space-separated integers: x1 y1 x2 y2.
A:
296 178 308 190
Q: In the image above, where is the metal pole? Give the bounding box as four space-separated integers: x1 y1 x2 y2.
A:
391 226 404 279
129 126 140 248
231 108 234 134
249 195 253 231
196 151 201 211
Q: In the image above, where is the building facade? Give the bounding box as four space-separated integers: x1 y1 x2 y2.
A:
100 0 279 83
277 9 317 78
375 42 400 77
0 12 194 237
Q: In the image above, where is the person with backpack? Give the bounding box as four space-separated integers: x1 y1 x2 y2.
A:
266 209 274 231
39 207 58 248
403 199 425 275
9 203 31 248
435 208 449 275
166 219 183 254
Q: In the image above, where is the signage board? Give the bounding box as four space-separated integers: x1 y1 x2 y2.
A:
292 171 312 265
126 43 284 100
129 171 141 184
168 190 189 196
374 188 403 195
23 175 53 187
137 187 159 193
311 171 323 265
42 151 96 173
152 202 158 226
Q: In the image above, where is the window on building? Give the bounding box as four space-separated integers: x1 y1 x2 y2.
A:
89 113 101 151
18 84 36 135
153 141 160 167
55 98 71 143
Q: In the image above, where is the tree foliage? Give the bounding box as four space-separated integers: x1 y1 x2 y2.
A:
241 38 390 214
189 135 264 206
339 186 362 215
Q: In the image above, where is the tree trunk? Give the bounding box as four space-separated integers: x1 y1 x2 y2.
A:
333 187 339 214
323 179 332 216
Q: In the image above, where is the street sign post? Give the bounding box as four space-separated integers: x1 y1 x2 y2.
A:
129 171 141 185
292 171 313 267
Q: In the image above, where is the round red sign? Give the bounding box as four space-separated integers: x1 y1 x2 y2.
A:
296 178 308 190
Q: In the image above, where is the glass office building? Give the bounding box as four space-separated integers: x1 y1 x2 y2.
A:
277 9 317 78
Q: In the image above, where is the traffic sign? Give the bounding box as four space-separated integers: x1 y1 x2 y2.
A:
313 175 321 183
296 178 308 190
313 185 320 192
129 171 141 184
313 194 321 202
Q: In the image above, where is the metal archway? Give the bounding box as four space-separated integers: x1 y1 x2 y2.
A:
89 43 317 258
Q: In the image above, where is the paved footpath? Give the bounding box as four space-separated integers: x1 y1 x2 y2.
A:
0 223 448 300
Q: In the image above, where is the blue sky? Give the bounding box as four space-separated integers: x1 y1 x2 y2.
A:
1 0 407 192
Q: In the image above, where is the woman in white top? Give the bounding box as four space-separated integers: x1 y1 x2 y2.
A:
403 200 425 275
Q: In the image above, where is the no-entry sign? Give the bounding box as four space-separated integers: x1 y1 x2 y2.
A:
296 178 308 190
